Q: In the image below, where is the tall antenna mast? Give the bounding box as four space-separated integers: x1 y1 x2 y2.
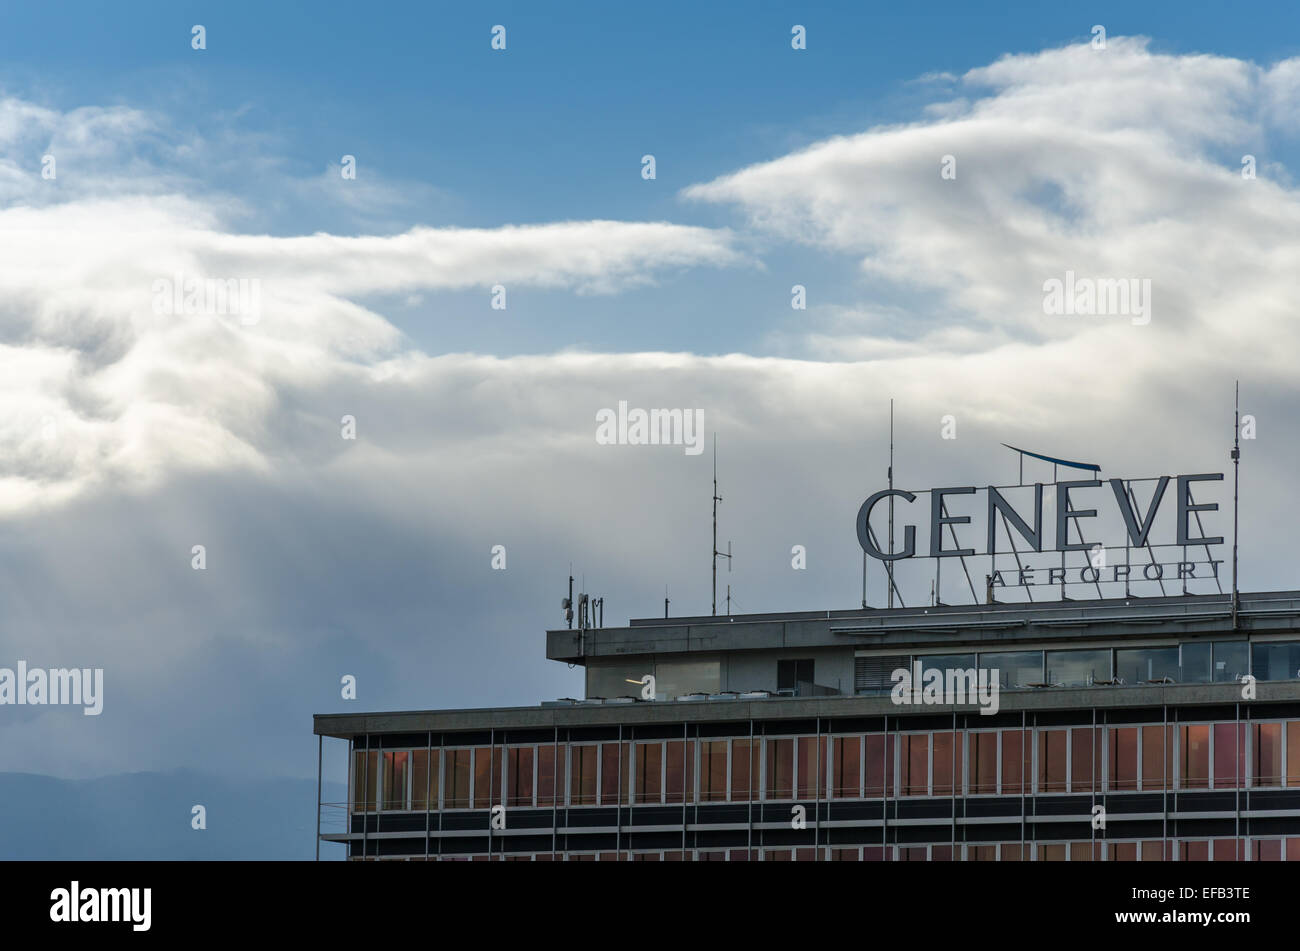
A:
711 435 732 617
887 399 895 609
1232 381 1240 630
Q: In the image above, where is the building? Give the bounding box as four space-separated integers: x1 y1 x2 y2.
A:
314 587 1300 861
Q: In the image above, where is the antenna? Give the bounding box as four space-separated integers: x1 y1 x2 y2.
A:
664 585 670 619
1232 381 1240 630
888 399 895 608
712 435 731 615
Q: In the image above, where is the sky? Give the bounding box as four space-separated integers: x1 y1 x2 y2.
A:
1 0 1299 829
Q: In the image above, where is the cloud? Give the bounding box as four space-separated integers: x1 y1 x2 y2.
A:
2 38 1300 789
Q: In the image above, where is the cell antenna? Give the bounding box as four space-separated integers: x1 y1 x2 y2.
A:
1232 381 1241 630
712 435 731 615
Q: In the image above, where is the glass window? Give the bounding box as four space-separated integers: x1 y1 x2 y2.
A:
700 740 728 802
1287 724 1300 787
1045 649 1111 687
1212 723 1243 789
863 734 893 798
1181 725 1209 789
968 845 996 861
1254 723 1282 787
1001 729 1030 795
1109 842 1137 861
901 734 928 796
353 750 377 812
1000 843 1026 861
1038 729 1067 793
1070 728 1099 793
1254 839 1283 861
979 651 1043 689
1141 725 1170 791
1252 642 1300 682
586 662 649 700
600 743 624 805
1109 727 1138 791
656 658 722 699
932 731 961 796
765 738 794 799
831 736 862 799
536 745 558 807
570 745 598 806
635 742 663 804
473 747 493 809
1115 647 1180 684
665 740 690 804
445 749 471 808
1037 844 1066 861
1069 841 1095 861
415 749 438 810
796 737 822 800
1180 642 1211 683
505 747 532 807
381 751 409 811
731 739 755 801
970 732 997 794
919 654 977 682
1214 642 1249 682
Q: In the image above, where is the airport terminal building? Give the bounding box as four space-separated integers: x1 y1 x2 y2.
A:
314 588 1300 861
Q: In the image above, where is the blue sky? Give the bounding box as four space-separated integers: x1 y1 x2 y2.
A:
7 1 1299 359
1 1 1300 857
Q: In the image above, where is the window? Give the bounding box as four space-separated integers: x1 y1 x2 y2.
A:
1001 729 1031 795
699 740 728 801
505 747 533 807
1212 723 1243 789
635 742 663 804
600 743 627 805
536 745 559 807
1141 725 1171 791
932 732 961 796
472 747 493 809
382 751 409 810
665 740 691 804
1070 728 1099 793
901 734 929 796
1038 730 1067 793
979 651 1043 690
1289 724 1300 788
1180 725 1209 789
1109 727 1138 791
731 739 755 801
778 659 814 691
831 736 862 799
656 659 721 699
1254 723 1282 787
864 734 893 798
445 749 471 809
796 737 822 799
569 745 598 805
1115 647 1180 684
1253 642 1300 682
1213 642 1249 682
970 732 997 794
413 749 436 810
353 750 377 812
1045 649 1111 687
